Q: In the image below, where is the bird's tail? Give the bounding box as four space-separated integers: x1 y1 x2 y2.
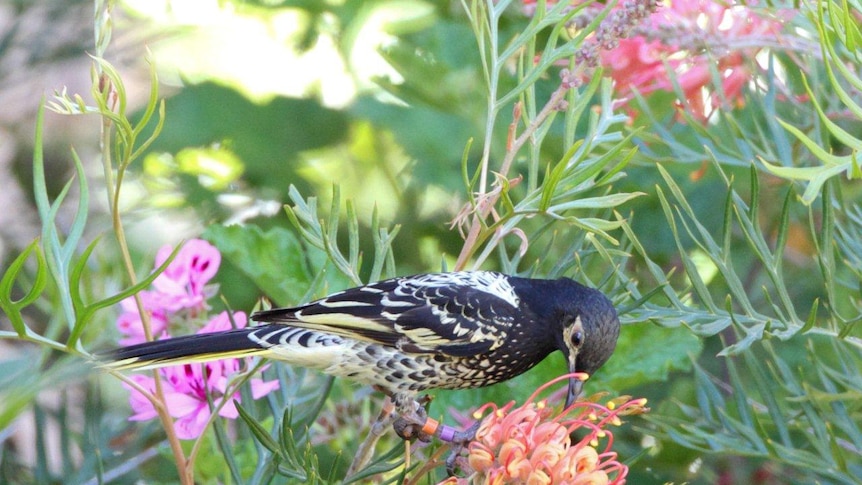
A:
104 327 270 371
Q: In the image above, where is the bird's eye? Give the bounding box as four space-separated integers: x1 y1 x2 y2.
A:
571 331 584 348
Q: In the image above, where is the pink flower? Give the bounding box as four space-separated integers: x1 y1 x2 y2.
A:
601 0 789 119
149 239 221 313
116 239 221 344
122 311 280 440
523 0 794 120
446 374 648 485
115 295 169 345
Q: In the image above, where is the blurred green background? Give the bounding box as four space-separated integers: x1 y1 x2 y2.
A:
1 0 861 483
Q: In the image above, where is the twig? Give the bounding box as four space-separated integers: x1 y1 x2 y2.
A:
347 396 397 476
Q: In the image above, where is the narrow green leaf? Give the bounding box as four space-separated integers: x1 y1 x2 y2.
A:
34 404 50 484
802 74 862 152
326 184 341 251
69 237 103 327
748 165 759 222
346 199 359 270
725 353 755 434
460 138 478 205
63 149 89 264
595 145 639 186
743 348 792 447
342 443 406 485
236 401 281 455
539 140 583 211
130 55 161 140
32 102 51 222
0 240 48 336
547 192 644 213
773 187 794 266
818 181 837 308
801 298 819 335
68 242 183 346
721 177 734 255
210 406 243 484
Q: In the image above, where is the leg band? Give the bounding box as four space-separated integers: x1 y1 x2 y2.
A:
420 417 439 436
437 424 457 442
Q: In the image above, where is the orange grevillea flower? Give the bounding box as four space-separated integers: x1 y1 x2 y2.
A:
442 374 647 485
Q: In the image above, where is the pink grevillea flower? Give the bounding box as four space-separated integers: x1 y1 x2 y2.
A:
123 311 280 440
116 239 221 343
442 374 647 485
601 0 786 119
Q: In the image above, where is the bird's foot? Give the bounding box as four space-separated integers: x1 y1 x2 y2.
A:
386 392 483 474
444 421 480 476
392 406 433 443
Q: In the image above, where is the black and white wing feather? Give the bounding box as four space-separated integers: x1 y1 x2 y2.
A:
251 271 523 357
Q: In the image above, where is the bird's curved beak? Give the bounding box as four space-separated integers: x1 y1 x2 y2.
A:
565 353 583 408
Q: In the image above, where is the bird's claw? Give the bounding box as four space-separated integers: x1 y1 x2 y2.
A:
391 395 433 442
386 393 482 474
392 405 433 442
445 421 480 476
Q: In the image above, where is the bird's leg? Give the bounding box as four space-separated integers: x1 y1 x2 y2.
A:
389 393 483 454
390 393 433 442
444 420 481 476
385 394 489 477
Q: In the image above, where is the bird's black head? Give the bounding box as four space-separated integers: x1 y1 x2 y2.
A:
525 277 620 407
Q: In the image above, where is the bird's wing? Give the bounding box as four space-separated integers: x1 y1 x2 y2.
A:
251 272 523 357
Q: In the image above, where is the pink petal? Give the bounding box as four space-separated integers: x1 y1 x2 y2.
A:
123 375 160 421
250 378 280 399
163 390 206 419
172 403 211 440
184 239 221 291
217 397 239 419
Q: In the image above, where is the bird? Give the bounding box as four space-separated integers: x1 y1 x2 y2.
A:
108 271 620 431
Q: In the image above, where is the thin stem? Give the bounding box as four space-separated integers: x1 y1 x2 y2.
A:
402 444 452 485
499 81 572 178
94 64 193 485
478 0 501 196
347 396 397 476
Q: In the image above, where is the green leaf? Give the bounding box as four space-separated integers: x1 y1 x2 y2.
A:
67 242 183 347
546 192 644 213
342 443 406 485
0 240 48 337
235 401 281 456
204 224 312 306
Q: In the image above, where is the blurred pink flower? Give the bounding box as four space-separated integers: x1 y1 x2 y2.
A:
150 239 221 313
123 311 280 440
523 0 793 120
612 0 790 119
115 296 169 346
444 374 647 485
116 239 221 343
